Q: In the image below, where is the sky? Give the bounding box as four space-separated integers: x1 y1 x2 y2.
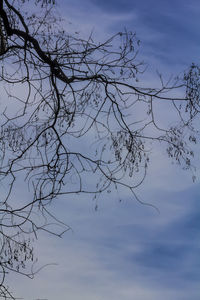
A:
6 0 200 299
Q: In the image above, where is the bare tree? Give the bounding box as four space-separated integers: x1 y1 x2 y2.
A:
0 0 198 298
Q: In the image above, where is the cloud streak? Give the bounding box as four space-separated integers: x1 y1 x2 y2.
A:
5 0 200 299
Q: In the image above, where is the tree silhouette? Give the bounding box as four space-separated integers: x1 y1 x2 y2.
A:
0 0 198 298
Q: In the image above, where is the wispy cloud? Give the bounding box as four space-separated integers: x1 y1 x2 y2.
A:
9 184 200 299
6 1 200 299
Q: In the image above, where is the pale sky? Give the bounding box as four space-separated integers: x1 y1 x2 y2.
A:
5 1 200 299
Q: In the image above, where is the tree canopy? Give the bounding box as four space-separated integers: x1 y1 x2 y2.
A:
0 0 199 298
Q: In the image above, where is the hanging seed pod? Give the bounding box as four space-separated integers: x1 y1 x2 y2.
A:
0 18 7 55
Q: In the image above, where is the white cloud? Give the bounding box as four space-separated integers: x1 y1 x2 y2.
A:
3 1 200 299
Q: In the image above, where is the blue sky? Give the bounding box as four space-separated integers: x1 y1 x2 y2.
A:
7 0 200 299
61 0 200 70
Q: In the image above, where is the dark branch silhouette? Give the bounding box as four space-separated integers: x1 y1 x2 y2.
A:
0 0 198 298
